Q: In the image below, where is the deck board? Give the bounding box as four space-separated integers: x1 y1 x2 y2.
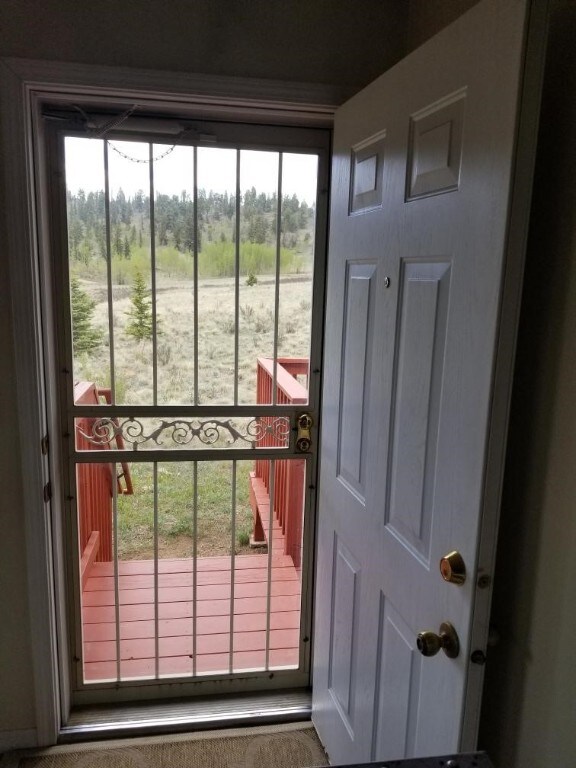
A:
82 552 301 682
85 648 299 680
88 554 294 576
84 565 298 591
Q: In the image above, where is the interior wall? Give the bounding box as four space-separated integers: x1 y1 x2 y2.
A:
407 0 481 51
479 3 576 765
0 0 407 90
0 232 37 739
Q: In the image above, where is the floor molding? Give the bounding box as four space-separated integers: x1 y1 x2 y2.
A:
0 730 37 752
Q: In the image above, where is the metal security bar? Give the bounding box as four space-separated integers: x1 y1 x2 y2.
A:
149 146 159 406
153 462 159 678
272 156 283 407
103 142 116 403
234 152 241 406
229 460 237 673
264 458 276 669
192 461 198 678
193 146 199 407
112 462 121 682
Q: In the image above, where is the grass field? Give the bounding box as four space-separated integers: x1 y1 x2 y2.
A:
75 271 313 559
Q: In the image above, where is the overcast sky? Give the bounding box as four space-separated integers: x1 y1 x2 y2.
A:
64 138 318 204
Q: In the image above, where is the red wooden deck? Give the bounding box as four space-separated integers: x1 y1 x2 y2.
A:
82 553 301 681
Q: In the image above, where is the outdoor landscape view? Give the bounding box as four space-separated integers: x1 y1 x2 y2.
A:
67 138 317 563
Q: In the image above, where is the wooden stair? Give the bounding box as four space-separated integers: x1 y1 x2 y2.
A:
249 471 286 554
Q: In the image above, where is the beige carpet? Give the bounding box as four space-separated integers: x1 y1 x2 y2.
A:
6 723 328 768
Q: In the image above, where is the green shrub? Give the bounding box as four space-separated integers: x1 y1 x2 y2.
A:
157 246 194 278
198 241 303 278
237 531 250 547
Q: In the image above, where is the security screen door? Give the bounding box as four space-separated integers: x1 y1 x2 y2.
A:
51 117 328 704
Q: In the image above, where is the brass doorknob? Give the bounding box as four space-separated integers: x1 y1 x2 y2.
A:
439 551 466 585
416 621 460 659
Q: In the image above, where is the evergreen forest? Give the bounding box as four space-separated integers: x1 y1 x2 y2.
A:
67 186 315 284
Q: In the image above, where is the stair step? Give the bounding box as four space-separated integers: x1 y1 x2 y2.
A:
249 472 286 553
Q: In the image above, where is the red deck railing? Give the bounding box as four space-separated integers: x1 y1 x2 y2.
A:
252 358 308 569
74 382 132 579
75 359 307 582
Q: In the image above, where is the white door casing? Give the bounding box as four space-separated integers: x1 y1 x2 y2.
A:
313 0 545 761
1 59 338 741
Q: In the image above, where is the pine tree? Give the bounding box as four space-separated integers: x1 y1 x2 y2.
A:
248 215 267 244
125 271 154 342
113 225 122 256
123 235 131 260
70 278 102 354
68 218 84 261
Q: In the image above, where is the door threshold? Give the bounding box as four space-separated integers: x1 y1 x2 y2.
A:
59 690 312 743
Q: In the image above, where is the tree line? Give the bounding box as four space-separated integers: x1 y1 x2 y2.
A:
67 187 314 265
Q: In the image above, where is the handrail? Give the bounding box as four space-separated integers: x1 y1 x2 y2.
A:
256 357 308 404
96 387 133 495
74 382 133 564
253 358 308 569
74 382 114 563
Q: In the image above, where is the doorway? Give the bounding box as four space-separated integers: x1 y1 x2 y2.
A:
46 116 329 707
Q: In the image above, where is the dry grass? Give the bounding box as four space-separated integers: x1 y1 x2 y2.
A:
79 273 312 405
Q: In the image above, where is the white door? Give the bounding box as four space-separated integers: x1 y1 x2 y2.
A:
313 0 544 761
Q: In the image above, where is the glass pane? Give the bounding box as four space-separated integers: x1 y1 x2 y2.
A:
153 144 196 404
277 152 317 392
65 138 110 390
107 140 153 405
197 147 237 405
65 140 317 408
78 458 304 682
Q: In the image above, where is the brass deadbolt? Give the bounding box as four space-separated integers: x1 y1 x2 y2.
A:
296 413 313 452
416 621 460 659
440 550 466 585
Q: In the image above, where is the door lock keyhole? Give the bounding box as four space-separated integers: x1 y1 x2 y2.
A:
296 413 313 452
417 621 460 659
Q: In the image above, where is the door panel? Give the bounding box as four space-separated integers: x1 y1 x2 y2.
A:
387 260 451 558
327 536 361 733
337 262 376 495
373 599 421 759
313 0 541 762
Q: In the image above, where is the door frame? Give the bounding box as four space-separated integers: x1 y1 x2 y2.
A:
0 57 341 745
48 117 330 706
459 0 549 744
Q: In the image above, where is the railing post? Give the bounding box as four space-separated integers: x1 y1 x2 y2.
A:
285 458 305 569
74 382 114 562
251 358 308 568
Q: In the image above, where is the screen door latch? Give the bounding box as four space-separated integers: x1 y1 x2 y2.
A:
296 413 313 452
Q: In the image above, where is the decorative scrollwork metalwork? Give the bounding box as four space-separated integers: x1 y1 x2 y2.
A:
76 416 291 450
